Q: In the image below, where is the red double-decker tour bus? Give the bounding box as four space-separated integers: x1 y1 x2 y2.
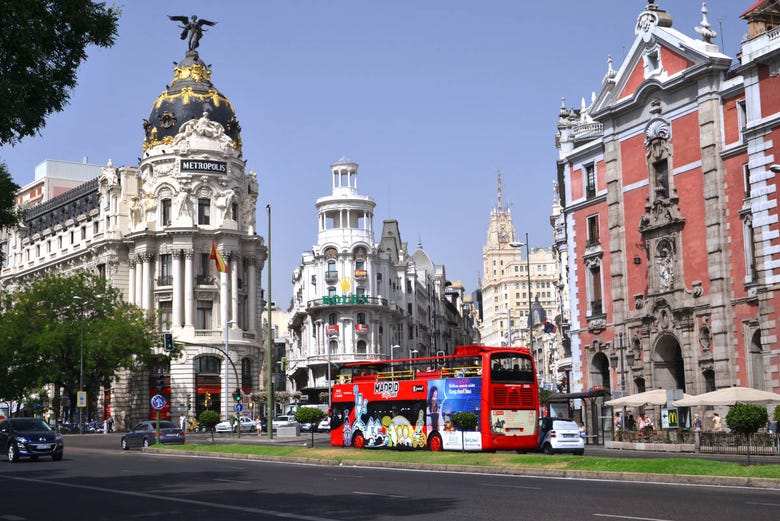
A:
329 344 539 452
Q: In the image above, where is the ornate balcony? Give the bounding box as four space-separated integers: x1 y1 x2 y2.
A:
354 269 367 280
326 324 339 337
325 270 339 283
355 323 369 335
196 274 215 285
156 275 173 286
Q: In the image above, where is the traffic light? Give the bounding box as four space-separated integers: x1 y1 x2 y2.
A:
204 392 211 408
163 332 174 352
233 388 242 402
156 374 165 393
281 356 287 371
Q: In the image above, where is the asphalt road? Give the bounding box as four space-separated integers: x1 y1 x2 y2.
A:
0 433 778 521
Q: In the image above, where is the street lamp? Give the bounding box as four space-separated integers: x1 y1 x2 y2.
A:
224 319 237 421
609 332 634 429
409 349 419 372
73 296 85 433
509 234 533 353
391 344 399 378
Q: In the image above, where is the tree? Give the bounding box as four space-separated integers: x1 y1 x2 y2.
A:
451 411 479 452
726 403 769 466
198 410 220 444
0 1 119 146
0 271 158 422
726 404 768 435
0 164 20 226
295 407 326 447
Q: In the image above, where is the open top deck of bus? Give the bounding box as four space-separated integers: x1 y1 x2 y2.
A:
336 344 535 385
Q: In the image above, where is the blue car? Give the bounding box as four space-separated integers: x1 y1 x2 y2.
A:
0 418 64 463
121 420 185 449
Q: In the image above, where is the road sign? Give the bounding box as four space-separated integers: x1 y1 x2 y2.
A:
151 394 167 410
235 403 243 413
77 391 87 408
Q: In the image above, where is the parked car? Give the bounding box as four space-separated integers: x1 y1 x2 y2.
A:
317 417 331 432
121 420 185 450
299 420 317 432
0 417 64 463
272 415 299 430
215 416 255 433
537 417 584 455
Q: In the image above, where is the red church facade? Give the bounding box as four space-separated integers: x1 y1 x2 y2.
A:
556 1 780 412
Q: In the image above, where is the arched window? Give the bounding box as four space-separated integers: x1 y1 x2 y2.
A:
195 355 221 374
356 340 367 355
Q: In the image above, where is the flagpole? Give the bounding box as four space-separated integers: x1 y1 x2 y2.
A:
266 204 273 439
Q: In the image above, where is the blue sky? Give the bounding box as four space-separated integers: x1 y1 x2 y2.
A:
1 1 747 309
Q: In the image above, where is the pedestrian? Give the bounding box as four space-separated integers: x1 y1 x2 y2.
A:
108 415 114 432
613 412 622 431
256 417 262 436
693 414 702 432
579 422 586 439
712 413 723 432
179 413 186 431
626 414 636 431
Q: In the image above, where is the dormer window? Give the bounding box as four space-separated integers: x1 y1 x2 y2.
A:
643 45 662 78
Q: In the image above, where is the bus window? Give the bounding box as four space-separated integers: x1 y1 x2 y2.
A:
490 353 535 384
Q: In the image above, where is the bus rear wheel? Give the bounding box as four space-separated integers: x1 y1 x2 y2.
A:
428 433 443 452
352 432 365 449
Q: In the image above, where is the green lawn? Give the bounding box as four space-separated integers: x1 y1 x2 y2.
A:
158 444 780 479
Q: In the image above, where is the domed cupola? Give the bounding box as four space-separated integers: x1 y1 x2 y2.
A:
143 49 242 154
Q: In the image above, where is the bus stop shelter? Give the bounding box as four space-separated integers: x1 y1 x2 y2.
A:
542 389 612 445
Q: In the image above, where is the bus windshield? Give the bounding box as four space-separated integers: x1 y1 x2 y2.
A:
489 352 534 384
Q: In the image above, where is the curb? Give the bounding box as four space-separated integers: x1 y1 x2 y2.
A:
143 448 780 490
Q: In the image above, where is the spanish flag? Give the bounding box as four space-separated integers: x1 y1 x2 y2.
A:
210 242 227 273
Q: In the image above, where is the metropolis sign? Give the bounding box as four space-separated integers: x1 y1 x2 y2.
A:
180 159 227 173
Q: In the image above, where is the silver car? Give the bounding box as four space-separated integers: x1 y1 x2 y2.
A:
538 418 585 455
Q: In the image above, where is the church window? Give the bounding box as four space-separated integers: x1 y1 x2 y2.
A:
585 163 596 199
587 215 600 245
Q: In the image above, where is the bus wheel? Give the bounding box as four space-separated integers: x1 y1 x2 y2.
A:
352 432 365 449
428 433 443 452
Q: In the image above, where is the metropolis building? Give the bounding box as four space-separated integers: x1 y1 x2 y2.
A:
286 159 476 402
0 39 267 427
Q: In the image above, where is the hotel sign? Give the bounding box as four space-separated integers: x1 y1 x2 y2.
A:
180 159 227 173
322 294 369 305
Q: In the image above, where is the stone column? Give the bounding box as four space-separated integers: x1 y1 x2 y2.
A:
231 253 239 326
247 256 257 331
141 253 153 311
220 249 229 326
172 250 182 328
135 255 143 307
127 257 136 305
184 250 194 328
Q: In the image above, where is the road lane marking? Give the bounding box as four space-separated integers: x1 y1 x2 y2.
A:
483 483 542 490
353 491 408 499
0 475 337 521
594 515 673 521
746 501 780 507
